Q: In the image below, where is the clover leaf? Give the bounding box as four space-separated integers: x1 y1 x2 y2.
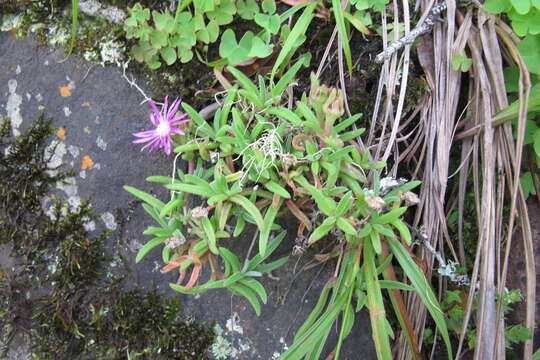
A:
511 0 531 14
255 13 281 34
518 34 540 74
483 0 512 13
207 0 237 25
194 0 215 13
237 0 259 20
509 8 540 36
452 52 472 72
248 36 274 58
219 29 253 65
262 0 277 14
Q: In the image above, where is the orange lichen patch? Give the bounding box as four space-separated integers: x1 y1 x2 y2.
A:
81 155 94 170
59 86 72 97
81 101 91 107
83 127 91 134
56 127 66 140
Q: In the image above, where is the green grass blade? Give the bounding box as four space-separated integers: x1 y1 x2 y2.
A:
201 217 218 254
271 3 316 79
230 194 265 230
124 185 165 210
58 0 78 63
229 283 262 316
332 0 352 77
259 199 282 256
386 237 453 359
136 236 167 263
364 241 393 360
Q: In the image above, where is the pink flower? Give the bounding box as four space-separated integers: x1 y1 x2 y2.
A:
133 97 189 155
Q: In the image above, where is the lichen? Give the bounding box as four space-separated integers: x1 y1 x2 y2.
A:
0 114 215 359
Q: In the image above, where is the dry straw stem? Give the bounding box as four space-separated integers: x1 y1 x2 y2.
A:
368 0 535 358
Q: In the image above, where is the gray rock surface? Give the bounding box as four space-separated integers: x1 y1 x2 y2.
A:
0 32 376 359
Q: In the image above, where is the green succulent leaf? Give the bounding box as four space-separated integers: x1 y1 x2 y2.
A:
202 218 218 254
136 236 167 263
124 185 165 210
337 217 356 235
309 217 337 243
264 181 290 199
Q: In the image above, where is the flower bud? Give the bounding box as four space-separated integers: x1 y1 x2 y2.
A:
191 206 209 218
401 191 420 206
323 89 344 120
365 195 385 211
165 235 185 249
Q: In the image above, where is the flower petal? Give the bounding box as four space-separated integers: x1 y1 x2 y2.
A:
167 98 181 120
133 137 156 144
140 137 159 151
150 112 159 126
170 118 190 126
162 96 169 119
170 128 185 136
133 130 157 138
147 99 160 116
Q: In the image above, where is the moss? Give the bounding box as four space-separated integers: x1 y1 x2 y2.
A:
0 114 214 359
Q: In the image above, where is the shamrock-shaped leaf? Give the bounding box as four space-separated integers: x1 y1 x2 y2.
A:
509 8 540 36
262 0 277 14
518 34 540 74
207 0 237 25
248 36 274 58
175 11 193 25
483 0 512 13
351 0 369 10
511 0 531 14
192 13 206 31
197 29 210 43
237 0 259 19
219 29 254 65
255 13 281 34
207 20 220 42
452 52 472 72
194 0 215 12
